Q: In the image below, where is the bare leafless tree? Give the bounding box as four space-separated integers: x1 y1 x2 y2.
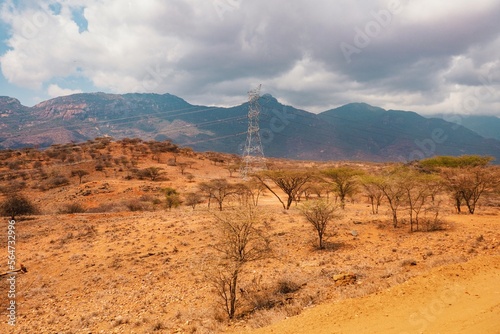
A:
359 174 384 214
184 192 204 210
208 206 270 319
300 200 341 249
376 170 406 228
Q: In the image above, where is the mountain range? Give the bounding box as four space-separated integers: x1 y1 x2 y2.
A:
1 92 499 163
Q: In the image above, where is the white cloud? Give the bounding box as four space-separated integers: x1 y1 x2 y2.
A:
47 84 82 97
0 0 499 115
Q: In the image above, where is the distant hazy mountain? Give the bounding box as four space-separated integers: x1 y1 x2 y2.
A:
431 114 500 141
1 93 500 163
318 103 500 162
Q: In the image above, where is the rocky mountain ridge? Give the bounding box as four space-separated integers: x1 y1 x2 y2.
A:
1 93 499 162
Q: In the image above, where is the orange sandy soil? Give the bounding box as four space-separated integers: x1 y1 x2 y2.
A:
0 145 498 333
246 255 500 334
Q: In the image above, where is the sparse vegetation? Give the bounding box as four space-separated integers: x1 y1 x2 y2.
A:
184 192 204 209
300 199 341 249
255 170 313 210
0 141 497 333
322 167 363 209
208 206 271 319
0 194 38 219
71 169 89 184
164 187 181 210
136 166 164 181
58 203 86 214
199 178 237 211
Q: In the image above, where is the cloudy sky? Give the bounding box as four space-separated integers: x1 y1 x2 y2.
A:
0 0 499 116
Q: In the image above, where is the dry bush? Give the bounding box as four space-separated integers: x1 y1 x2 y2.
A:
139 194 162 205
300 199 342 249
241 273 304 319
123 199 150 212
245 286 280 311
276 277 302 295
38 174 70 191
184 192 204 209
58 203 86 214
207 206 271 319
8 160 23 170
421 217 447 231
247 308 287 329
86 202 123 213
0 180 26 194
151 321 166 331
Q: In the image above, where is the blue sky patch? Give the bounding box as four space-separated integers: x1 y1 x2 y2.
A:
71 7 88 33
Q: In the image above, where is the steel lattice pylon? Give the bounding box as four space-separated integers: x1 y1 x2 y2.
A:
241 85 266 179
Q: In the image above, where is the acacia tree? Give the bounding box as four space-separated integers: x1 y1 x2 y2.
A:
0 195 38 220
177 162 189 175
210 207 270 319
321 167 363 209
198 179 237 211
442 166 497 214
164 187 181 210
419 155 493 169
254 170 312 209
225 164 240 178
184 192 204 210
137 166 164 181
71 169 89 184
376 169 406 228
420 155 495 214
398 168 442 231
300 200 341 249
359 174 384 214
246 179 266 207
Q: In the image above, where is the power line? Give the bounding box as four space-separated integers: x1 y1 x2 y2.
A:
1 94 497 160
241 85 266 179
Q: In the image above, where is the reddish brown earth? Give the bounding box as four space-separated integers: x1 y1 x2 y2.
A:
0 141 498 333
246 255 500 334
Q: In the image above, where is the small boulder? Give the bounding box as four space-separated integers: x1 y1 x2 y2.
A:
333 273 357 286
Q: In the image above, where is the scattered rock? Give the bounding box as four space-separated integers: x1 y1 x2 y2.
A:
333 273 357 286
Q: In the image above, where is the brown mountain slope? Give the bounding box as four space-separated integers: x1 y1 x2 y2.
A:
2 93 500 162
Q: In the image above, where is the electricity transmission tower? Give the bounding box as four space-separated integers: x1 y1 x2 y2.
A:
241 84 266 179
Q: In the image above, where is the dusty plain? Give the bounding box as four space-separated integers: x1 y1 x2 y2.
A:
0 140 498 333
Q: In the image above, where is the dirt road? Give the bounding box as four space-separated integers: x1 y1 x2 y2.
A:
249 255 500 334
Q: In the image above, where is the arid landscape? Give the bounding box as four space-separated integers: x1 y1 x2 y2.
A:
0 138 499 334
